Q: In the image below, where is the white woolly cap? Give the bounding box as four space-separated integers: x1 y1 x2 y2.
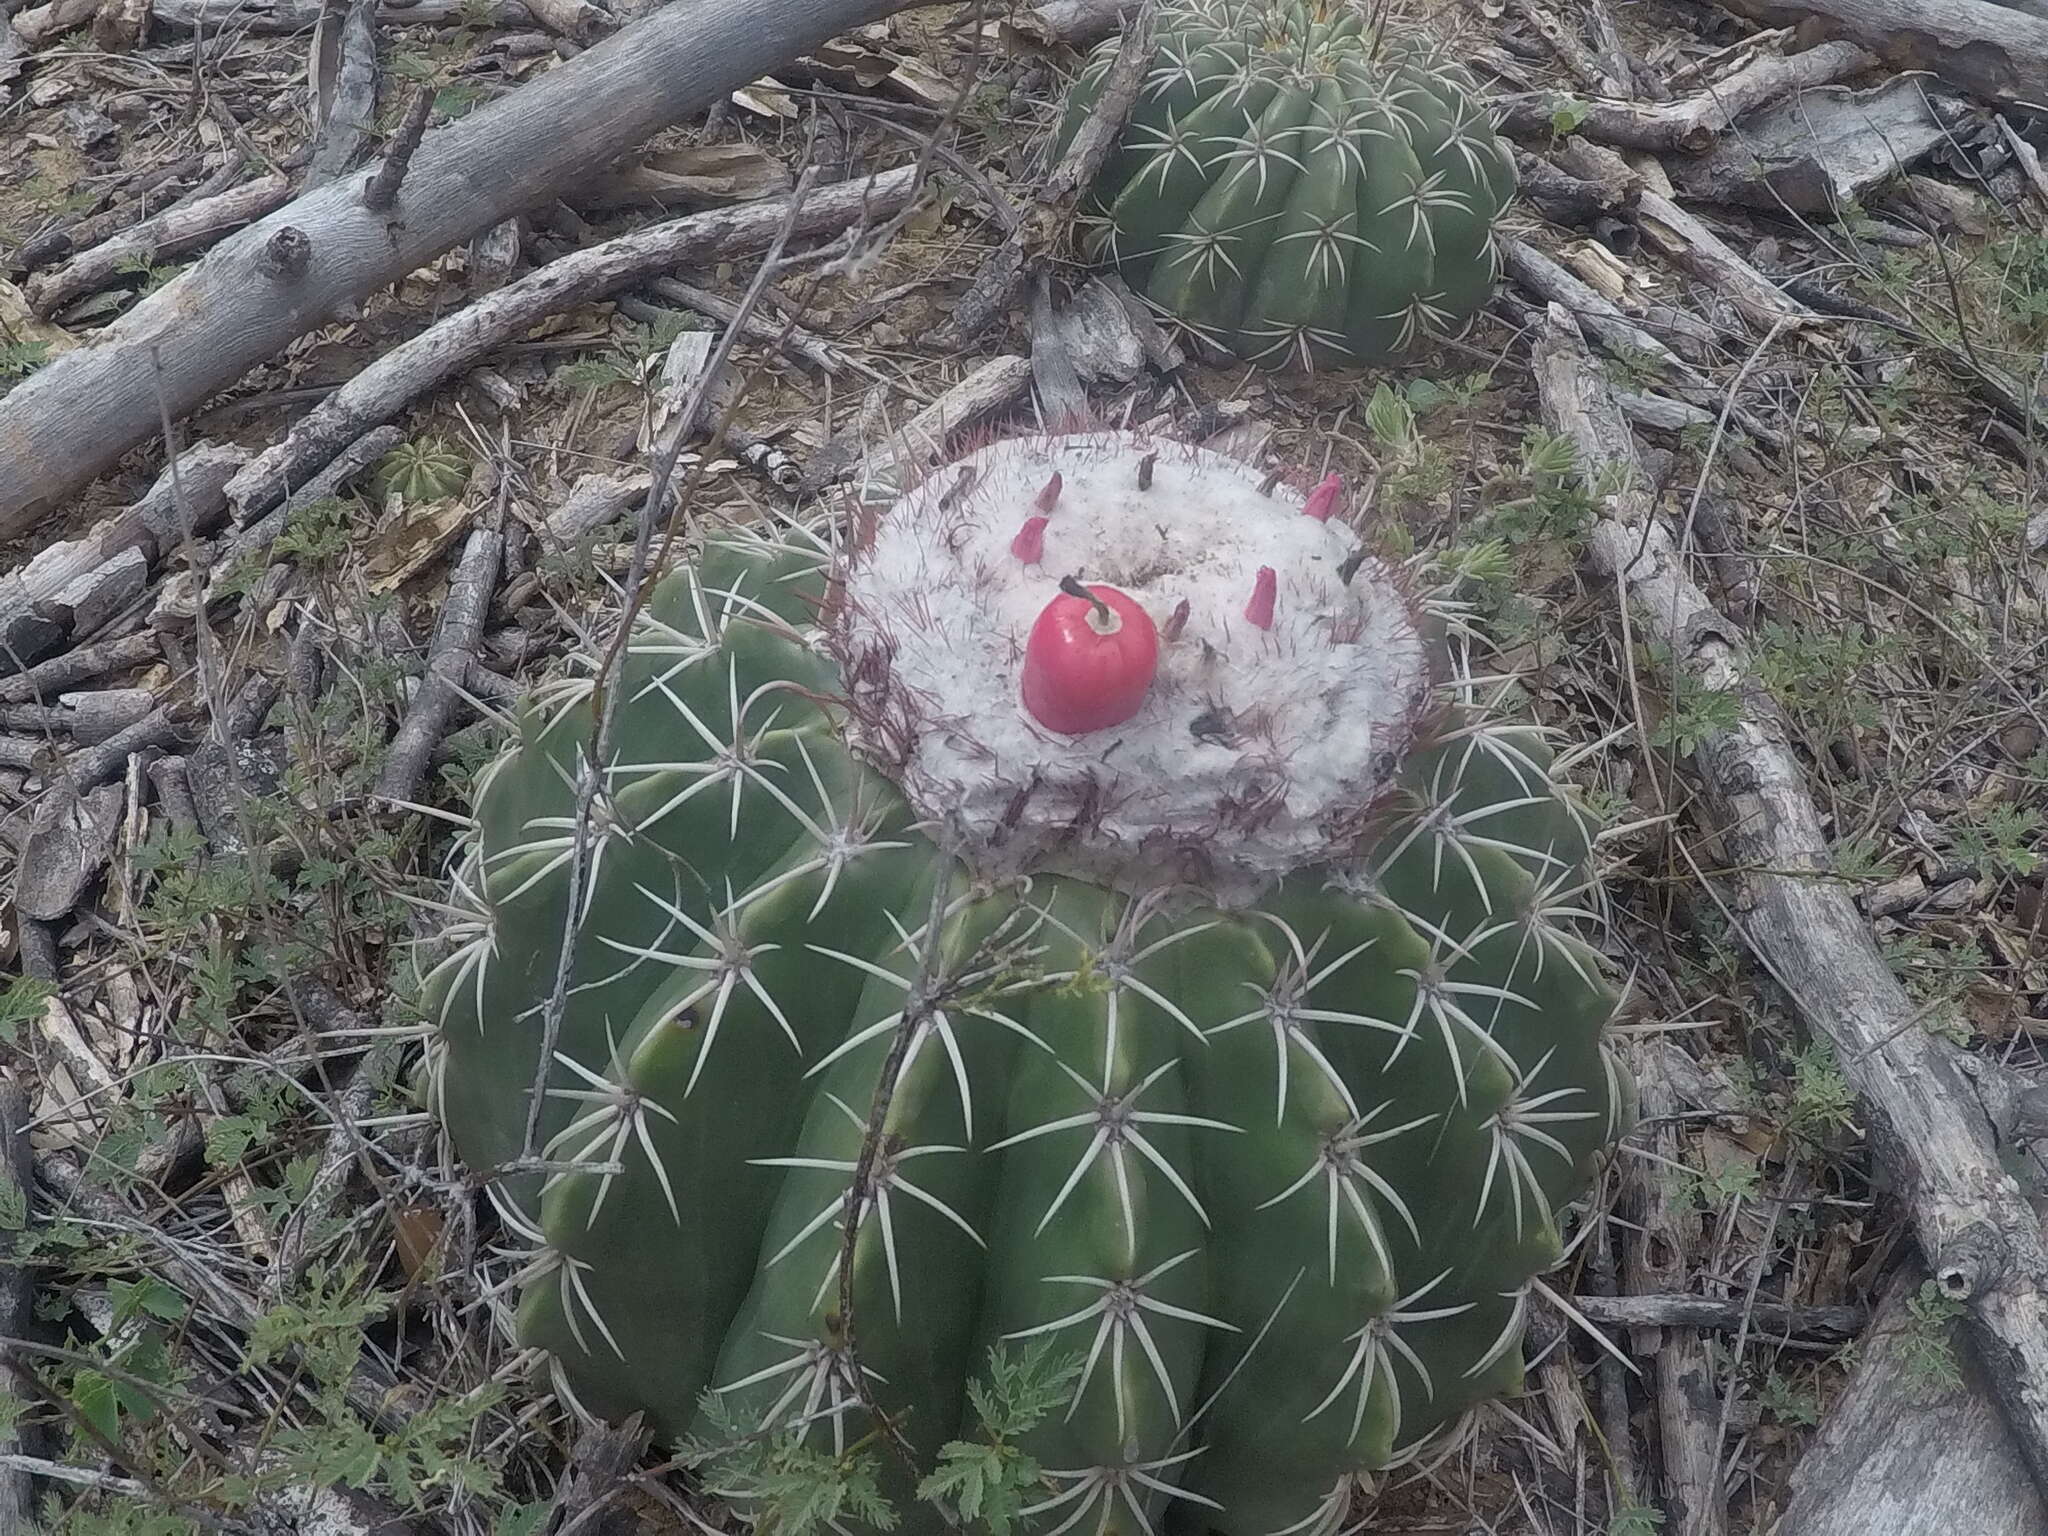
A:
830 431 1435 897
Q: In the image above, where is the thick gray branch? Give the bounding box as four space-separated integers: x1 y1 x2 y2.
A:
0 0 915 536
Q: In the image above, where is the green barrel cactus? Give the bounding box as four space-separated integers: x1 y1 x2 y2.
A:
423 428 1628 1536
1054 0 1517 369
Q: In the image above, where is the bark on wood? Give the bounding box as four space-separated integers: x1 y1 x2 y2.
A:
1624 1041 1729 1536
306 0 380 188
0 0 919 537
0 441 243 672
222 168 917 521
1669 73 1963 212
1023 0 1139 47
858 355 1035 490
27 173 292 319
1777 1270 2047 1535
1631 190 1818 330
373 519 501 803
0 630 159 702
214 425 403 578
1572 1293 1865 1339
1710 0 2048 111
643 274 864 376
1533 302 2048 1506
1497 39 1874 152
1513 149 1640 229
148 0 539 30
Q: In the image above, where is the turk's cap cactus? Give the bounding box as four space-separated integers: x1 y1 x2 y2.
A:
1057 0 1517 369
831 431 1437 897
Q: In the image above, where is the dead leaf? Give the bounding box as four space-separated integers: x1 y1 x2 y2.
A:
365 499 476 594
393 1202 446 1279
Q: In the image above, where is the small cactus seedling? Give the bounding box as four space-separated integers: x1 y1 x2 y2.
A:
424 428 1629 1536
1053 0 1517 369
373 435 471 503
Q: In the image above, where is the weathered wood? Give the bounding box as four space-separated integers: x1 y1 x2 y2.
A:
1631 190 1818 330
859 355 1035 490
1534 303 2048 1506
1778 1271 2047 1535
1710 0 2048 110
1497 39 1874 152
1572 1293 1866 1339
1624 1042 1730 1536
1669 73 1964 211
0 442 244 671
147 0 540 30
1023 0 1139 46
306 0 381 188
222 168 919 521
0 0 919 537
27 173 292 318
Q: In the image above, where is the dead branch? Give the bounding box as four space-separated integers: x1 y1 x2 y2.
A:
1630 190 1819 330
1669 73 1964 211
0 631 160 704
305 0 381 188
222 167 918 521
1020 0 1138 46
1570 1293 1866 1339
373 516 503 804
1498 38 1874 151
27 173 291 318
946 0 1153 343
1777 1269 2047 1534
0 442 244 670
1533 301 2048 1506
1709 0 2048 111
0 0 920 536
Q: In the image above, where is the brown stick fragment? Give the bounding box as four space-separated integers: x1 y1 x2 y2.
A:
1497 40 1875 152
61 704 192 790
28 175 292 319
1513 149 1639 228
12 153 214 273
1534 301 2048 1507
224 168 918 522
1623 1042 1730 1536
0 442 243 671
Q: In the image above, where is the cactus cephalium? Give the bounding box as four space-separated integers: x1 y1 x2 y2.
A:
424 427 1629 1536
1052 0 1516 370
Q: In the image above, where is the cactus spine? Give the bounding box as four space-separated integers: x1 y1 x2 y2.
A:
1054 0 1517 369
424 428 1628 1535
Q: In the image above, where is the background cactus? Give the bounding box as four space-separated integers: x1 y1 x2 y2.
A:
1053 0 1517 369
424 428 1628 1535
